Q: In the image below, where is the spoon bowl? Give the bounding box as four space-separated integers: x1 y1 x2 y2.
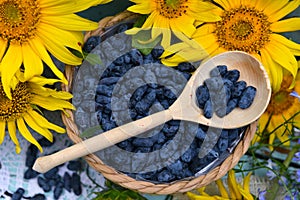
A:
170 50 272 128
33 51 271 173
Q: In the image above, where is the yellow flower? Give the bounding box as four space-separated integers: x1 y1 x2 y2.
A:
0 73 74 153
252 70 300 150
126 0 220 48
186 170 253 200
161 0 300 92
0 0 111 99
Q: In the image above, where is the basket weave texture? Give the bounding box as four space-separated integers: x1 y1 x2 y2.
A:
61 11 257 194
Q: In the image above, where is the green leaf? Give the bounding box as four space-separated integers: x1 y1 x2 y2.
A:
133 15 148 28
132 30 161 55
80 125 103 139
84 52 103 65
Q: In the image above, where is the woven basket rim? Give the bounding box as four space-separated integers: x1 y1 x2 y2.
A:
61 10 257 194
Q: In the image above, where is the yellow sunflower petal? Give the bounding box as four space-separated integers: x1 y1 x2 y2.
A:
37 24 83 65
0 44 23 99
23 113 53 142
40 0 112 15
263 0 289 17
7 121 21 154
216 179 229 198
213 0 231 10
268 0 300 22
171 16 196 38
127 1 153 14
260 48 283 92
17 118 43 152
160 27 171 48
237 185 254 200
22 44 44 80
270 34 300 56
270 18 300 32
194 34 218 49
30 85 73 100
143 12 158 29
28 76 61 86
0 40 7 60
227 170 242 200
31 95 75 111
161 42 192 57
28 110 65 133
273 122 291 146
0 121 5 144
258 113 271 134
264 42 298 80
193 24 215 38
254 0 274 11
28 37 67 84
243 172 252 193
41 14 99 31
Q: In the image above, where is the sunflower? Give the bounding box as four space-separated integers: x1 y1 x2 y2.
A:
187 170 254 200
161 0 300 92
125 0 220 48
0 0 111 99
0 73 74 153
252 71 300 150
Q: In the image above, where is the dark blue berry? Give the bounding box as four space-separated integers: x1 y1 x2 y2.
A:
203 100 213 119
217 138 228 151
63 172 72 192
167 160 183 176
226 98 238 114
44 167 59 179
38 177 51 192
238 86 256 109
157 170 175 182
181 147 195 163
71 173 82 196
196 85 209 109
143 53 154 64
217 65 228 76
224 69 240 83
177 62 196 72
130 49 144 65
83 36 101 53
195 127 206 140
67 160 82 171
24 168 39 179
38 137 54 147
53 182 64 200
30 194 46 200
132 137 154 147
11 188 25 200
231 81 247 98
151 47 164 58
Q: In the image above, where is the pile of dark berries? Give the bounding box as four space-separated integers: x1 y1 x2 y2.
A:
81 23 248 183
22 138 83 199
93 47 247 182
196 65 257 118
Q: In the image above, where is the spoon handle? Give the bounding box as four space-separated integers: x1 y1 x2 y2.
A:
33 109 173 173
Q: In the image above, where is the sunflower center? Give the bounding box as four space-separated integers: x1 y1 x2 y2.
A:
0 82 32 121
157 0 188 19
215 6 271 53
0 0 41 44
266 91 295 115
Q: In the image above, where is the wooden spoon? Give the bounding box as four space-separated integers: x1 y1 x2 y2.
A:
33 51 271 173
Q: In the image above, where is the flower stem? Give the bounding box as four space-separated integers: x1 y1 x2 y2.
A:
266 146 299 200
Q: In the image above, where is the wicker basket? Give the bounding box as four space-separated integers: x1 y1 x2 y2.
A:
61 11 258 194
